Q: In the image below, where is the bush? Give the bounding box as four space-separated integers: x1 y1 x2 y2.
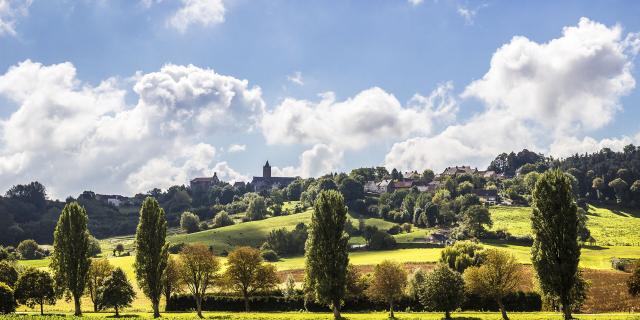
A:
88 236 101 257
168 242 186 254
0 282 16 314
260 250 279 262
439 241 485 273
166 291 541 312
387 225 402 235
16 240 40 260
213 211 234 228
199 222 209 231
0 262 18 288
363 226 396 250
180 212 200 233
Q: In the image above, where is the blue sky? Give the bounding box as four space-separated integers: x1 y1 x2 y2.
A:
1 0 639 198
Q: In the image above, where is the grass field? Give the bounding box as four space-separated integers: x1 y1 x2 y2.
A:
490 205 640 246
6 312 640 319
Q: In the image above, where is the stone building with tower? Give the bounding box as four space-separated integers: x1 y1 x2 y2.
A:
250 161 297 192
189 172 220 191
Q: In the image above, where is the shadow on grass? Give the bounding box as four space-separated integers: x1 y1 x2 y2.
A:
105 315 141 318
582 245 608 250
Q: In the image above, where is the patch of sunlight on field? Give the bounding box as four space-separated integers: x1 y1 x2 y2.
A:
490 205 640 246
9 311 640 319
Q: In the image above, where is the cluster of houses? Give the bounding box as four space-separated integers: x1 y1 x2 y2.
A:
364 166 502 205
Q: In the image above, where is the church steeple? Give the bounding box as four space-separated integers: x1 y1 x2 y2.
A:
263 161 271 178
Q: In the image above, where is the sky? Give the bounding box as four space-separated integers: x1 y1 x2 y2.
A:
1 0 640 199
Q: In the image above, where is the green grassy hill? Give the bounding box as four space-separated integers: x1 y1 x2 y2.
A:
490 205 640 246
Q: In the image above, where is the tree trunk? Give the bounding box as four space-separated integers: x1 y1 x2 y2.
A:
152 298 161 318
389 299 395 319
332 301 341 320
562 303 572 320
243 291 250 312
445 310 451 320
74 294 82 316
196 295 203 318
497 299 509 320
115 305 119 317
164 291 171 311
40 302 44 315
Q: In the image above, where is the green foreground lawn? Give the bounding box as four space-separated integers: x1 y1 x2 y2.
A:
6 312 640 320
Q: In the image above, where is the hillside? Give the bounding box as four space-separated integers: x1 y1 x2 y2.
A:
490 205 640 246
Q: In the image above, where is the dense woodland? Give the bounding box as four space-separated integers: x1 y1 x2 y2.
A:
2 146 640 248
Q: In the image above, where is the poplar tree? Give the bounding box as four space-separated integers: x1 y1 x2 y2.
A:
134 197 169 318
531 169 580 320
304 190 350 319
50 202 91 316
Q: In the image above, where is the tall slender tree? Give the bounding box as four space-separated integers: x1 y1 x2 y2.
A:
50 202 92 316
531 170 581 320
134 197 169 318
304 190 350 319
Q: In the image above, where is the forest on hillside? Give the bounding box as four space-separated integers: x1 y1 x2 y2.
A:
2 145 640 247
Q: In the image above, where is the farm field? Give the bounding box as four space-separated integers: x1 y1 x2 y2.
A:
5 312 640 319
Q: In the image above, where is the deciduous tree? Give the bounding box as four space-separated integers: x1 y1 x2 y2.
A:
14 268 57 315
366 260 407 318
98 268 136 317
463 249 521 320
86 258 113 312
531 169 581 320
178 244 220 318
50 202 91 316
418 264 465 319
180 212 200 234
224 246 278 312
304 190 350 319
134 197 169 318
162 256 181 310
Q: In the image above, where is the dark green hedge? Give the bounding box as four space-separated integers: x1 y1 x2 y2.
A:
167 291 541 312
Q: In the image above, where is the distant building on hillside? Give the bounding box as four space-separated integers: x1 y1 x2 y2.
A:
441 166 478 177
473 189 499 205
190 172 220 191
250 161 297 192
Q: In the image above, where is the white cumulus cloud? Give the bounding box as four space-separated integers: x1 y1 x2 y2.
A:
385 18 638 172
168 0 226 32
0 61 260 198
261 83 457 151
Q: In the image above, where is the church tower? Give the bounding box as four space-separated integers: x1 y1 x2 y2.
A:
263 161 271 179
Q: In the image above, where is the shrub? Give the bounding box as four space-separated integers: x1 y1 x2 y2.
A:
0 282 16 314
16 240 39 260
0 262 18 288
213 211 234 228
168 242 186 254
363 226 396 250
180 211 200 233
387 225 402 235
199 222 209 231
401 223 412 233
88 236 101 257
439 241 484 273
261 250 279 262
629 263 640 297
